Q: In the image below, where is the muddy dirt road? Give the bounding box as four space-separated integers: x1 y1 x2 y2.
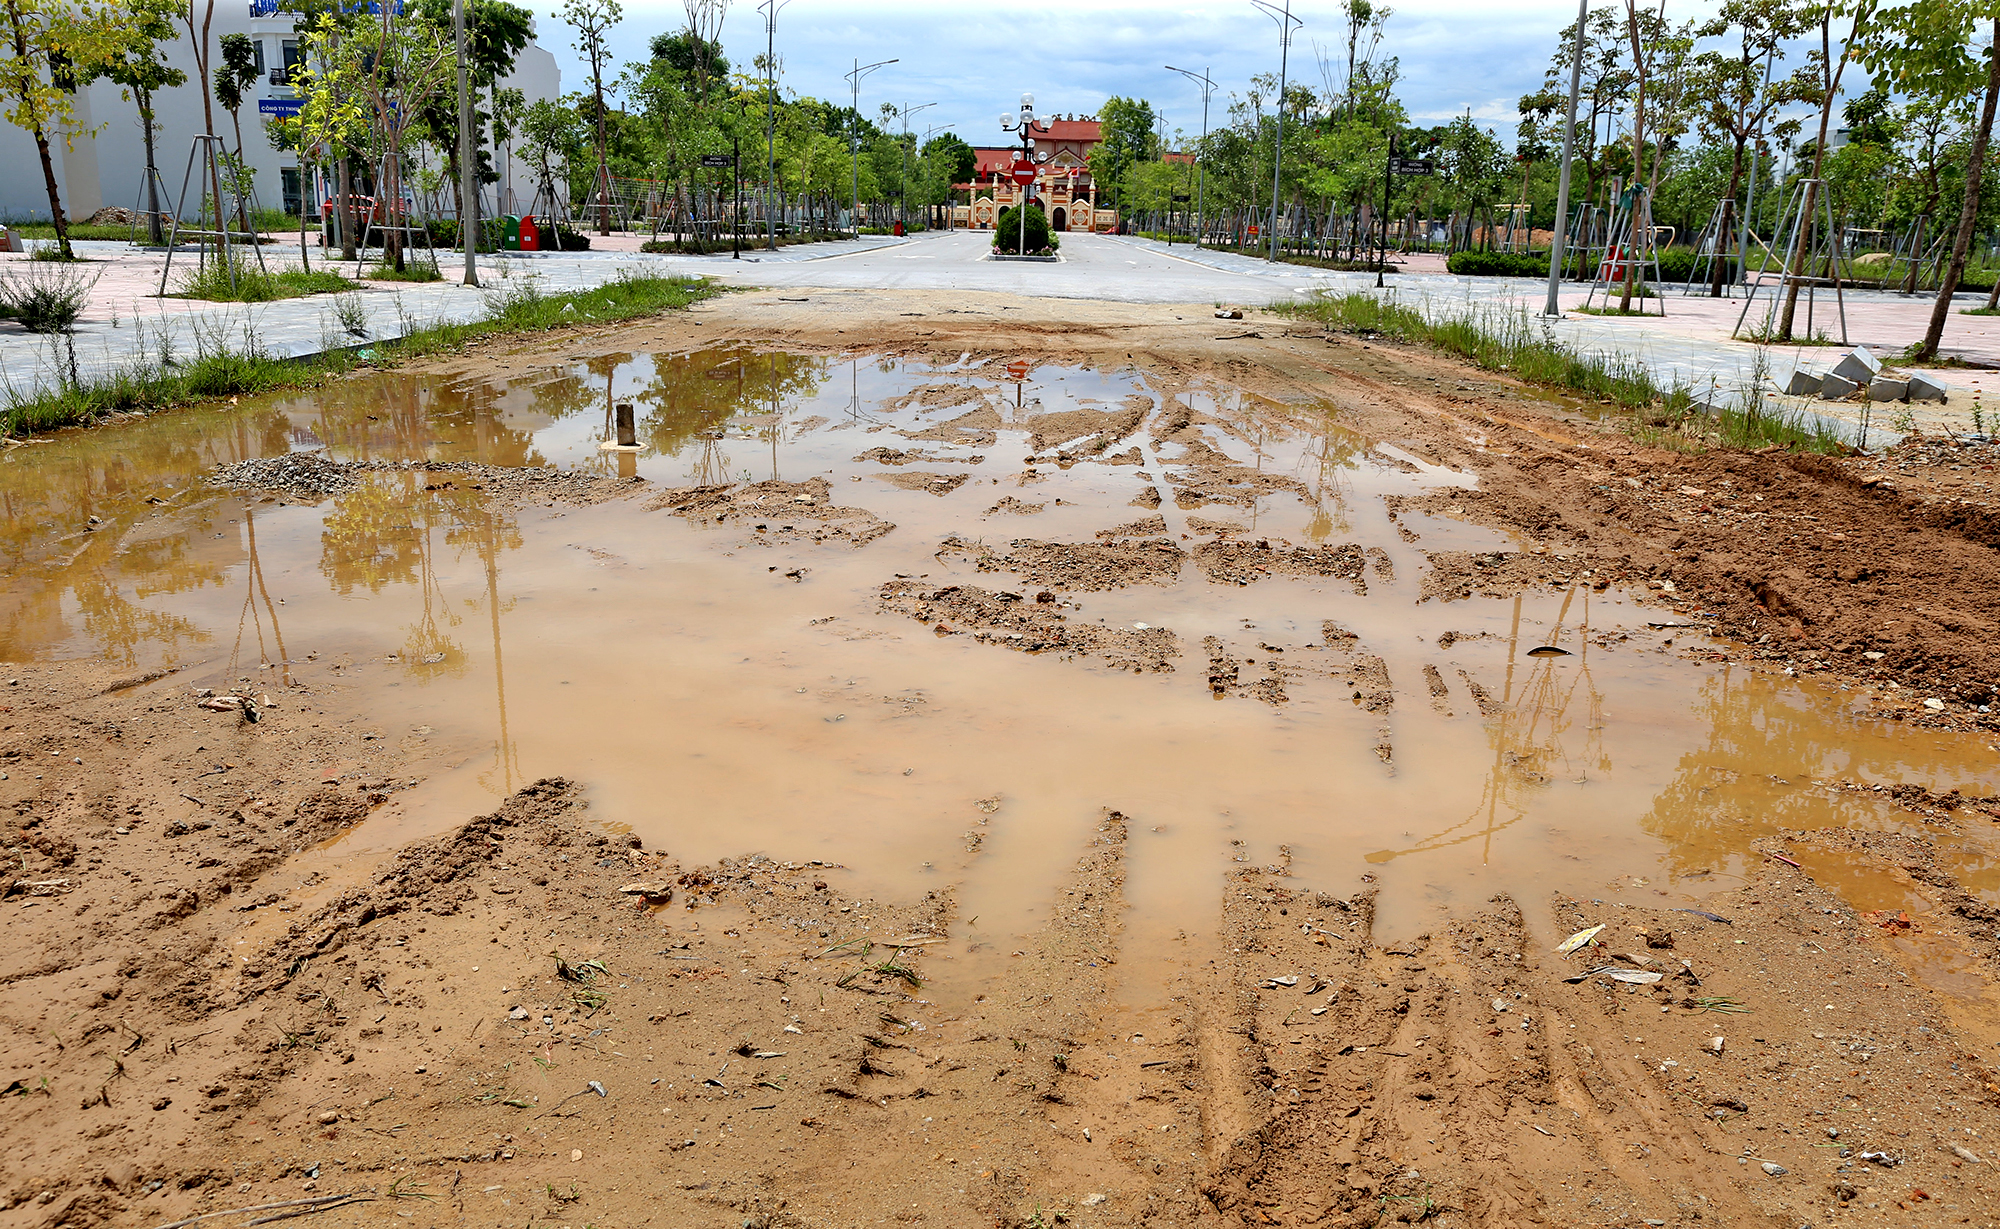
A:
7 288 2000 1229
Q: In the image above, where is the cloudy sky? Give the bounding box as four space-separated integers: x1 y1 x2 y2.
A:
539 0 1699 150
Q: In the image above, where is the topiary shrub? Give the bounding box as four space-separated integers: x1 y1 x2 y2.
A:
993 204 1059 255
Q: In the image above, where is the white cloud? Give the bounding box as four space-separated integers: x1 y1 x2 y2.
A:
542 0 1755 151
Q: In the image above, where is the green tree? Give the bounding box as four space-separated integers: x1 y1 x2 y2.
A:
214 31 260 230
1 0 128 257
1857 0 2000 341
1089 96 1158 225
1685 0 1814 295
85 0 184 245
555 0 621 232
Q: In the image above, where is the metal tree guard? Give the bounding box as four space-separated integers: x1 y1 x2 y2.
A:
158 134 268 295
1732 177 1849 344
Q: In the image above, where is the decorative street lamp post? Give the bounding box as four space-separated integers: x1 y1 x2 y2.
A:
845 57 896 239
1165 64 1213 248
1250 0 1302 263
998 92 1049 256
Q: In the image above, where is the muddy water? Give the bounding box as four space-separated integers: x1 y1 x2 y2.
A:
4 346 1998 1002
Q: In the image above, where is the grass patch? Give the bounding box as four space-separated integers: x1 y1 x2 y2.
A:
1572 304 1662 317
2 270 718 437
1963 307 2000 316
1277 289 1849 455
174 257 353 302
364 261 444 283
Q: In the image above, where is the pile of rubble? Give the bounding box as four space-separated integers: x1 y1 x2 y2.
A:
208 452 357 497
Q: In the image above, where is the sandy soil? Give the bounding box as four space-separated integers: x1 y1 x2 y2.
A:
11 288 2000 1229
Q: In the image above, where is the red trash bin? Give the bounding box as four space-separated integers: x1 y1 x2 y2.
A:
519 216 541 251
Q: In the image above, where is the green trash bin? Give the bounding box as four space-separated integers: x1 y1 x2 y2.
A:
501 215 521 251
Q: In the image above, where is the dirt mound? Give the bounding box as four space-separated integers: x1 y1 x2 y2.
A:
900 403 1001 446
1094 514 1166 539
1192 539 1369 589
85 206 140 225
852 446 984 466
1165 445 1311 508
879 471 969 495
984 496 1044 516
1420 549 1581 602
649 477 895 546
880 581 1180 673
943 535 1185 590
1024 396 1149 458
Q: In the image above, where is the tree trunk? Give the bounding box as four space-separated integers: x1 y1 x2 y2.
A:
1918 16 2000 359
338 155 356 261
1710 140 1745 297
141 91 164 246
1619 0 1648 313
6 0 72 258
230 110 250 237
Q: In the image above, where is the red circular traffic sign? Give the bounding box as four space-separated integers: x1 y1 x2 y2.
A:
1009 158 1037 185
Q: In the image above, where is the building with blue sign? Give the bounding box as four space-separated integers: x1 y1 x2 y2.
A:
0 0 560 226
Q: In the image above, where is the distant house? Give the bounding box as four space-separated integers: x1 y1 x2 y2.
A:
955 115 1116 234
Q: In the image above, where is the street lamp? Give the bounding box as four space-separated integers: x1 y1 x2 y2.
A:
1165 64 1213 248
896 101 936 233
998 92 1049 256
1541 0 1587 316
845 56 896 239
757 0 792 251
1250 0 1302 263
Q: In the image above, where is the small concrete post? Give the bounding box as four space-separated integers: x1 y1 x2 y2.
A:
614 401 637 447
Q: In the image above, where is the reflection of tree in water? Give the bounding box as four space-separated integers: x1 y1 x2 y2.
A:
1298 402 1366 541
1631 668 1985 880
1367 591 1608 865
0 404 291 663
630 346 829 459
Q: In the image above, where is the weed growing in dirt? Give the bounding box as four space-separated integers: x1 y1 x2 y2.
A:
0 273 716 436
1279 291 1849 454
175 255 353 302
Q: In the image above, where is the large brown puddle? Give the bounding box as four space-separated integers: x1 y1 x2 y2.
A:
5 346 1998 1004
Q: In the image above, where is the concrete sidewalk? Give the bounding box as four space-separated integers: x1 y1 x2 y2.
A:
0 234 908 402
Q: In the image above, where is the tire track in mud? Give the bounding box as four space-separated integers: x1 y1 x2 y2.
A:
1193 874 1789 1228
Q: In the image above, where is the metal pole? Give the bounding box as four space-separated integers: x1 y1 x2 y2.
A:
846 57 896 239
455 0 478 285
759 0 789 251
1252 0 1302 262
1739 46 1775 286
1378 136 1392 288
1167 66 1212 247
733 138 741 258
1541 0 1587 315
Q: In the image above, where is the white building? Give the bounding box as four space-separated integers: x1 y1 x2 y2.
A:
0 0 560 224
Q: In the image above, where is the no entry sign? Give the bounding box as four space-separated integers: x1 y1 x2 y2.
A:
1009 158 1037 185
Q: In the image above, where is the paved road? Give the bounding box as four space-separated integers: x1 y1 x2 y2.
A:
1 228 1990 445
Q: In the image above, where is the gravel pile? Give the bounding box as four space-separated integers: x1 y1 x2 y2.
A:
209 452 358 497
